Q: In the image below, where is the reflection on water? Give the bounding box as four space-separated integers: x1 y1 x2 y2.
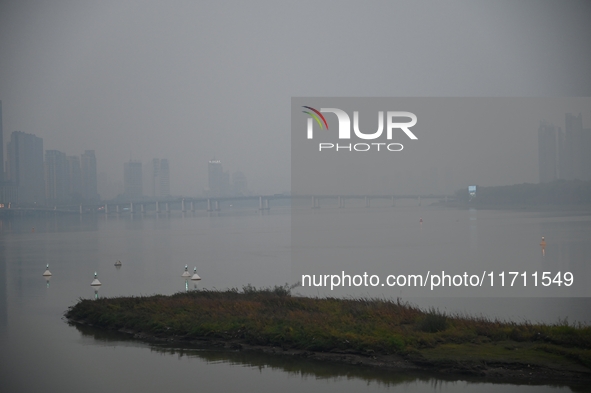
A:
73 323 590 393
0 206 590 392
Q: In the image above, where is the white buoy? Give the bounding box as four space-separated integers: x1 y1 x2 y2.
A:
181 264 191 278
43 264 52 277
114 260 122 267
191 267 201 281
91 272 102 287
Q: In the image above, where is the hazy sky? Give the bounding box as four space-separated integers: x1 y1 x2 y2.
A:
1 0 591 198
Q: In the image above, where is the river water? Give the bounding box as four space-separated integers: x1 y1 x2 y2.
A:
1 201 590 392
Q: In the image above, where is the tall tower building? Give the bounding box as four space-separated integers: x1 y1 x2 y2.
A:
124 161 143 200
0 100 4 182
66 155 82 200
0 102 17 205
232 171 248 196
44 150 68 205
6 131 44 205
562 113 584 180
208 159 230 197
151 158 170 198
159 159 170 197
582 113 591 181
151 158 159 198
538 122 557 183
81 150 99 202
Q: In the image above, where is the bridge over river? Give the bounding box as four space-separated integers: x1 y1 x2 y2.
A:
0 194 453 216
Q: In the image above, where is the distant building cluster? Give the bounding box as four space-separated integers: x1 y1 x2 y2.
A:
0 100 99 207
120 158 171 201
538 112 591 183
207 159 248 197
0 100 251 206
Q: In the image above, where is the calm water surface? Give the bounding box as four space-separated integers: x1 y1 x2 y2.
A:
1 202 590 392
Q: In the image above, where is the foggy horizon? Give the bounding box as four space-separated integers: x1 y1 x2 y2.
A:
2 1 591 199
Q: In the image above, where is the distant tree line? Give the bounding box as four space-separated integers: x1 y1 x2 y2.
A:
455 180 591 206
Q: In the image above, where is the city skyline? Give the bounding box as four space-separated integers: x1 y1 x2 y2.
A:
538 111 591 183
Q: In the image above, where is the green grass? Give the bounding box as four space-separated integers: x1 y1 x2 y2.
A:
65 285 591 372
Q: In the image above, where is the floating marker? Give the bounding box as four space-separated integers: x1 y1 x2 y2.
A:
191 267 201 281
182 265 191 277
114 260 122 267
91 272 102 287
43 264 52 277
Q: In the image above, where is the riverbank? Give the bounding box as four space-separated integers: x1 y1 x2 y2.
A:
65 286 591 384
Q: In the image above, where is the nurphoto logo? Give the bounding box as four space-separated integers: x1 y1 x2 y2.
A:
302 106 418 152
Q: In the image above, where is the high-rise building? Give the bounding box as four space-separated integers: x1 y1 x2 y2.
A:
561 113 584 180
0 103 17 206
151 158 170 198
6 131 44 205
582 115 591 181
81 150 99 202
159 159 170 197
538 122 558 183
232 171 248 196
556 112 591 181
208 160 230 197
124 161 143 200
151 159 159 197
66 155 82 200
0 101 4 183
44 150 68 205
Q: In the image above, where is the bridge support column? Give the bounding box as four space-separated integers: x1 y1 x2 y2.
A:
207 199 211 212
105 204 108 214
181 199 185 212
264 198 269 210
130 202 133 213
214 200 219 211
79 204 83 214
141 204 144 213
365 196 370 208
259 196 263 210
116 205 120 214
190 201 194 212
338 196 344 208
156 201 160 213
312 196 319 209
392 196 395 207
166 202 170 213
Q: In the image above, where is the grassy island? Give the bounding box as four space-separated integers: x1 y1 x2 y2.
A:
65 286 591 384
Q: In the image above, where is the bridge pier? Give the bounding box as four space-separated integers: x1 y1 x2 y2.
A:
214 200 220 211
130 202 134 213
79 204 83 214
365 196 370 208
392 196 395 207
116 205 120 214
141 204 144 213
190 200 195 212
338 196 344 208
181 199 185 212
312 196 319 209
156 201 160 213
207 199 212 212
104 204 108 214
